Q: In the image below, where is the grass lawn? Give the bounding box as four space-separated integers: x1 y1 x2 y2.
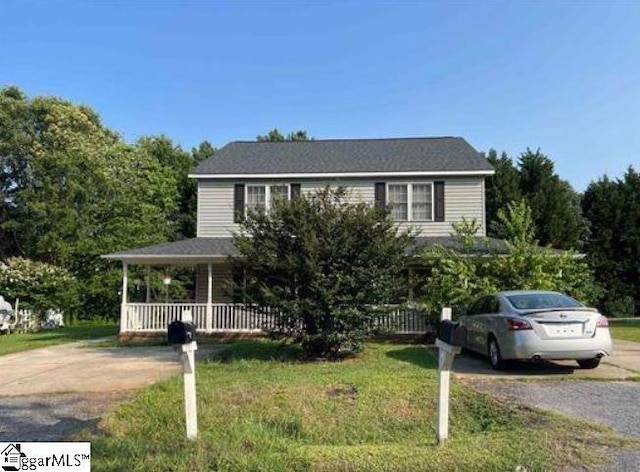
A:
0 323 119 356
609 318 640 343
77 341 627 472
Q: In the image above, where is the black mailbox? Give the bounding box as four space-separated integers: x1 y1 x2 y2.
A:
437 320 467 347
168 320 196 344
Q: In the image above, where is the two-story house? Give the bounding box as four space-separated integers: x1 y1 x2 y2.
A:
104 137 495 336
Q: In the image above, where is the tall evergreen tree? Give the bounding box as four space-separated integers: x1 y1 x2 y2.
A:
485 148 585 249
485 149 521 235
582 168 640 315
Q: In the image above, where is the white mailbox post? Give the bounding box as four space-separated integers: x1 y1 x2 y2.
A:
168 310 198 441
435 307 462 445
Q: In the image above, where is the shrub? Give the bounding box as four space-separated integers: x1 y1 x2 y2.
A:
0 257 79 323
232 187 415 359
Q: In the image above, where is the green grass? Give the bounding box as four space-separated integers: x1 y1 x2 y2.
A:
76 340 630 472
609 318 640 342
0 323 119 356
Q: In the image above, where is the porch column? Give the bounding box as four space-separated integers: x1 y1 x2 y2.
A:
206 263 213 331
145 266 151 303
120 262 128 333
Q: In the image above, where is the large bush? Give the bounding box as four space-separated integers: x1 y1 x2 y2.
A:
0 257 79 321
232 187 415 359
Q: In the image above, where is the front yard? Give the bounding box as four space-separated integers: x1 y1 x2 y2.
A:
77 341 625 471
0 323 118 356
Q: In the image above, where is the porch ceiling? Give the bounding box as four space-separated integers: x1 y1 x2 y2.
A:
101 237 237 265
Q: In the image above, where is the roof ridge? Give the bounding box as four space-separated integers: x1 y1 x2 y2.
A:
230 136 463 144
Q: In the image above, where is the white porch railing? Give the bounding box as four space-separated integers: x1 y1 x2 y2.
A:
121 303 429 335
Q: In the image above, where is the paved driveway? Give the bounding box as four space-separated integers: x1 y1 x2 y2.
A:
0 341 182 397
0 340 214 441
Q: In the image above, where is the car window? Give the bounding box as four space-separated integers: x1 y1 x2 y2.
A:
468 296 498 315
506 293 583 310
488 297 500 314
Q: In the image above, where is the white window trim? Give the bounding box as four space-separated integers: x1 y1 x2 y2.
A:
386 182 434 222
245 183 291 215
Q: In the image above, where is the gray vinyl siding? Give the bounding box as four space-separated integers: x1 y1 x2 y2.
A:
197 181 237 238
196 177 486 238
195 263 233 303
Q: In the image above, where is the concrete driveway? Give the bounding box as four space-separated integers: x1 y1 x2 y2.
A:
0 340 217 441
0 340 184 397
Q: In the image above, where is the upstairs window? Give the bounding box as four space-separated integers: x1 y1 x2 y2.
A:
387 183 433 221
245 184 290 215
246 185 266 214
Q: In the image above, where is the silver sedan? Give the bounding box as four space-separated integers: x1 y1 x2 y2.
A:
458 290 613 370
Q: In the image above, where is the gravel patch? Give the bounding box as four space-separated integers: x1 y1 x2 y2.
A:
468 379 640 471
0 392 129 441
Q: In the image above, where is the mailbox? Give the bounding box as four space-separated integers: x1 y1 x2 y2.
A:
168 320 196 345
437 320 467 347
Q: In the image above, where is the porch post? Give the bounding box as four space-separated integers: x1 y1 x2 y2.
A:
145 266 151 303
120 262 128 333
206 263 213 331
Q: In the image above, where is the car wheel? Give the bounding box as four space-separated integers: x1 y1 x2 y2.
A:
577 358 601 369
488 336 507 370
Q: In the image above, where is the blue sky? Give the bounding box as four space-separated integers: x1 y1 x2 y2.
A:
1 0 639 191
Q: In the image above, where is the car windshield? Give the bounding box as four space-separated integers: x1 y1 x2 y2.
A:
506 293 583 310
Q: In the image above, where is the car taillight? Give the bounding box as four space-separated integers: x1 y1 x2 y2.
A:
596 316 609 328
506 318 533 330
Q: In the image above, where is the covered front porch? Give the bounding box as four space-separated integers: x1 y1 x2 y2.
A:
104 237 431 336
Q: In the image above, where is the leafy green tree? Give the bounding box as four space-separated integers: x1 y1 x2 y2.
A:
232 187 415 359
582 168 640 315
0 86 179 319
256 128 312 142
420 201 599 317
135 135 203 240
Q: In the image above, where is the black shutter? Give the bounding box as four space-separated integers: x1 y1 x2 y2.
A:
434 181 445 221
290 183 301 199
375 182 386 209
234 184 245 223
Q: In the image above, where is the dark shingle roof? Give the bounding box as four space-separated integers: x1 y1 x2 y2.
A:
102 236 518 264
191 137 493 176
102 238 237 263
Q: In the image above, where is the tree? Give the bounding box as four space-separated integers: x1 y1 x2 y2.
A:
256 128 312 142
232 187 415 359
0 86 180 318
420 201 599 317
582 168 640 315
485 149 521 233
135 135 206 240
518 149 584 249
485 148 585 249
